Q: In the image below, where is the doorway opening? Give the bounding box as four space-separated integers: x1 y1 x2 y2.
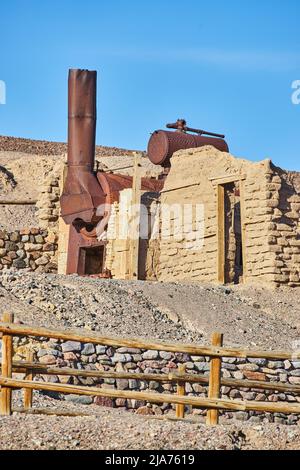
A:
78 245 105 275
218 181 244 284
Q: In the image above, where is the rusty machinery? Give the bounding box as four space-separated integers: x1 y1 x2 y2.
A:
147 118 229 167
61 71 229 277
60 69 162 276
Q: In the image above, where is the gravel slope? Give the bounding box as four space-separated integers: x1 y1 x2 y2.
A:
0 271 202 343
1 271 300 349
0 397 299 450
1 271 300 450
0 135 136 158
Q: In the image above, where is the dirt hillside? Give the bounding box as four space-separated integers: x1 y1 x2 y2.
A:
1 271 300 349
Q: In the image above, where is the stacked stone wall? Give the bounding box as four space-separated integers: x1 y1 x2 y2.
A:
5 336 300 424
263 166 300 287
36 162 62 233
0 228 58 272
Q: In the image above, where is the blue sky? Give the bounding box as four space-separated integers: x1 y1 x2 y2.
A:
0 0 300 169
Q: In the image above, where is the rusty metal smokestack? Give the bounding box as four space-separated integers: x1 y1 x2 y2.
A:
60 69 105 225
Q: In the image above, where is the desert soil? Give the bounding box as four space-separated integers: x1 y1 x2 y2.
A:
1 270 300 349
0 391 298 450
1 271 300 450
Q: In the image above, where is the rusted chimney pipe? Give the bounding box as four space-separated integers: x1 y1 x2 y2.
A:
60 69 105 225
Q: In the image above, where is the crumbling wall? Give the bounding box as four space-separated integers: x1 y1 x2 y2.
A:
105 190 131 279
36 161 62 233
263 166 300 287
155 147 279 286
105 189 159 280
145 199 161 280
0 162 63 274
0 161 62 273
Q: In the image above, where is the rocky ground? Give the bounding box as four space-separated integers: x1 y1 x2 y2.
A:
0 271 201 343
0 392 298 450
0 135 137 158
1 271 300 450
1 270 300 349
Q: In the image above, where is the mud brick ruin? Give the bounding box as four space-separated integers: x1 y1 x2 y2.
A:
2 69 300 289
2 69 300 426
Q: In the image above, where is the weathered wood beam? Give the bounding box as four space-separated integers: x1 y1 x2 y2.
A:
1 322 299 360
1 376 300 415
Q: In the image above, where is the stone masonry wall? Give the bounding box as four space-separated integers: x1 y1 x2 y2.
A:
36 161 62 233
0 160 61 273
0 228 58 273
5 336 300 424
263 165 300 287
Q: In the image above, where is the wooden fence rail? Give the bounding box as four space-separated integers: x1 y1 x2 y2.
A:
1 313 300 424
1 376 300 415
2 361 300 394
1 320 300 360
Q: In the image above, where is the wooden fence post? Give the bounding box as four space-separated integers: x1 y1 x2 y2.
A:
175 364 186 419
128 152 142 280
0 313 14 416
24 349 34 410
206 332 223 426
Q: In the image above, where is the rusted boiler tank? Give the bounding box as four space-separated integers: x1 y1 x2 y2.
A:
147 119 229 167
60 69 162 276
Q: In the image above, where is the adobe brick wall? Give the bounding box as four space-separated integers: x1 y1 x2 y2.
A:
153 146 300 287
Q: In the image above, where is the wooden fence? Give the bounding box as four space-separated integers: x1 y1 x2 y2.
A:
1 313 300 425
